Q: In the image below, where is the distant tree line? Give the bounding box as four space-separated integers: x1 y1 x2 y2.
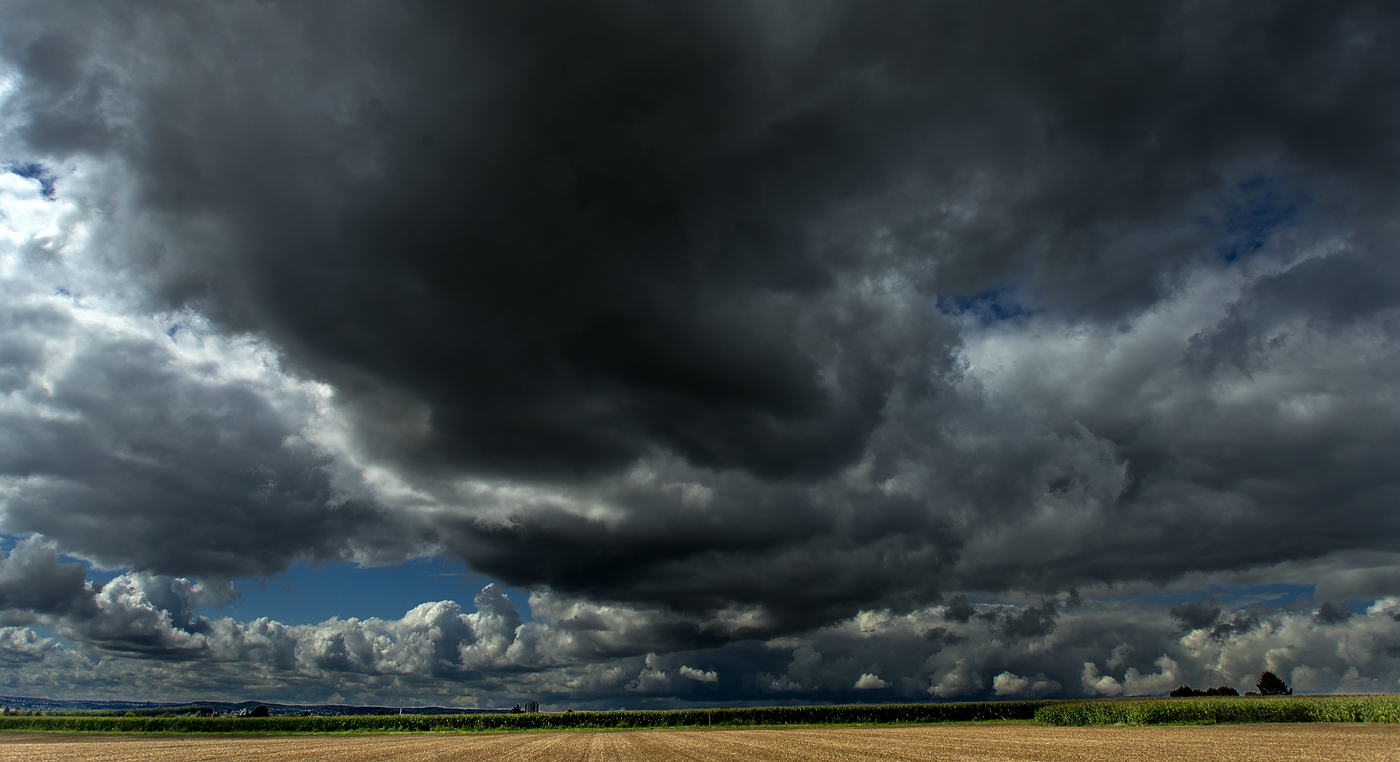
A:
1169 684 1239 697
1170 671 1291 698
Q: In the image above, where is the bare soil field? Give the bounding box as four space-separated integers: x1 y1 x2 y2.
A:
1 723 1397 762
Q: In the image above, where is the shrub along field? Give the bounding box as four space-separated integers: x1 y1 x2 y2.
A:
0 696 1396 733
1034 695 1400 726
0 701 1049 733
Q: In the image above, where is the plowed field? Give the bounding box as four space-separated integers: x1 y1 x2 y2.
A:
2 723 1397 761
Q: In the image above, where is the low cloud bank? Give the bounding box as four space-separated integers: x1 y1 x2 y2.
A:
1 539 1396 707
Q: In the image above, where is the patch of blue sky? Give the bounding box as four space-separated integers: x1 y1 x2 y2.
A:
201 558 535 626
1197 175 1310 264
3 161 58 200
1131 583 1331 611
19 622 61 644
0 536 533 626
935 282 1033 326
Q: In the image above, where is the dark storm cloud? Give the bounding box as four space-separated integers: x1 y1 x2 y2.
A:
0 537 94 619
0 336 396 576
942 595 977 624
10 0 1396 475
2 0 1400 651
1171 599 1222 632
1315 602 1354 625
0 169 417 578
6 0 961 481
437 474 958 635
1208 612 1261 642
994 599 1062 641
0 276 415 577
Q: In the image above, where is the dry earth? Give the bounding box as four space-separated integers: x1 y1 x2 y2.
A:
2 723 1398 762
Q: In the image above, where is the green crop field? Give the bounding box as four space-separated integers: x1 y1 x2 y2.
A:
1 695 1396 734
0 701 1049 733
1034 695 1400 726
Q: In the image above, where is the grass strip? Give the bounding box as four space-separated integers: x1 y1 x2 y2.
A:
6 695 1397 733
1034 695 1400 726
0 701 1051 734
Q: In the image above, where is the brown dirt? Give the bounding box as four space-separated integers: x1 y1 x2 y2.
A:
1 723 1397 762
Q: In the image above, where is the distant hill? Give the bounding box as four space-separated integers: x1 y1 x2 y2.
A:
0 694 510 716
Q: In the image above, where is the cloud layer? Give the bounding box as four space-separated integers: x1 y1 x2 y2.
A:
1 539 1396 706
0 0 1398 704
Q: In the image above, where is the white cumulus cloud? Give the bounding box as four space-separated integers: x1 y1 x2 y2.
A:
853 672 888 690
678 665 718 683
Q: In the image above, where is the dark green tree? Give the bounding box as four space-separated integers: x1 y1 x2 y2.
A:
1256 671 1292 695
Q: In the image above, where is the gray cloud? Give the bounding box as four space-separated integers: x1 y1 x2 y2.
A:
1171 599 1222 632
0 536 94 620
1 573 1397 707
0 172 419 578
0 0 1398 701
994 600 1063 641
0 330 400 576
943 596 977 625
1315 602 1354 625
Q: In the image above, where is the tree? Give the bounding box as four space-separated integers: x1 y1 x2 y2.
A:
1256 671 1292 696
1170 684 1240 697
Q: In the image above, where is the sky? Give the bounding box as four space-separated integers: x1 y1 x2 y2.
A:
0 0 1399 709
